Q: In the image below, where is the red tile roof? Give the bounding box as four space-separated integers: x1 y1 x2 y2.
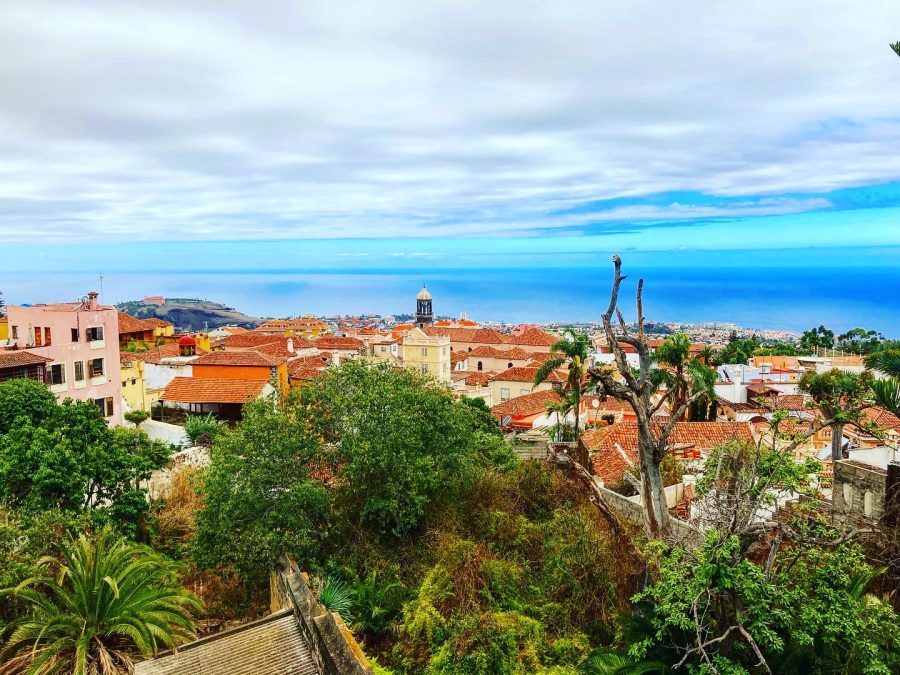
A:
504 327 558 347
582 421 755 485
0 350 53 368
117 312 173 335
215 333 293 349
491 389 562 420
858 407 900 434
450 351 467 364
122 343 207 364
161 377 268 404
424 327 508 345
192 351 286 367
313 336 364 351
489 366 565 384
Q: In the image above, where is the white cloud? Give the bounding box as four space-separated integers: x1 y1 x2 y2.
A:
1 0 900 243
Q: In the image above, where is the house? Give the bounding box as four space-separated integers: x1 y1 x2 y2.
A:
488 366 564 405
401 327 451 382
253 317 328 339
367 335 401 364
4 291 123 425
843 407 900 449
121 342 207 405
449 370 494 404
313 336 365 361
490 391 636 431
467 346 532 373
0 316 8 342
506 327 558 354
491 389 563 430
207 325 249 339
117 312 174 348
287 354 331 387
160 377 276 420
580 421 755 487
0 350 52 383
120 355 150 413
190 350 289 394
831 447 900 526
423 327 508 353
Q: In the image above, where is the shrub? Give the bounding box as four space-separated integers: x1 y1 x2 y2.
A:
184 413 223 446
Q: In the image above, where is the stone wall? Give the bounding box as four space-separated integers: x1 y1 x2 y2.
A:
273 555 374 675
833 460 887 522
596 484 702 546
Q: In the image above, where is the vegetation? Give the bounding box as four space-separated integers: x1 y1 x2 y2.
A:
533 329 592 442
799 325 835 353
0 528 200 674
183 412 225 446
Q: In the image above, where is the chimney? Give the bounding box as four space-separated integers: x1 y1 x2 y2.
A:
87 291 99 311
287 338 294 354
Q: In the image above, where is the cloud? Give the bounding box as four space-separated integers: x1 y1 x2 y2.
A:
1 1 900 244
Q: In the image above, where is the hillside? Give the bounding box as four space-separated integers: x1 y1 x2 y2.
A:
116 298 262 331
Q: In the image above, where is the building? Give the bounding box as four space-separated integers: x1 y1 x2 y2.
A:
142 295 166 306
312 336 365 361
832 447 900 525
253 317 328 339
467 346 532 373
190 350 289 394
120 342 206 406
402 327 451 382
160 377 276 420
120 355 150 413
488 365 564 404
0 350 52 383
415 286 434 328
117 312 174 348
4 291 123 425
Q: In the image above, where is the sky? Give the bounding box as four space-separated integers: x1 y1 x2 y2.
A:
1 2 900 326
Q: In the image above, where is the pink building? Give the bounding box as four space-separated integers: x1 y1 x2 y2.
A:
4 291 123 425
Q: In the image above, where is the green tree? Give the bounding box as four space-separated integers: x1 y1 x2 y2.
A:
871 377 900 416
533 329 592 443
752 342 797 357
0 528 200 674
194 398 329 583
302 361 510 538
836 327 884 355
864 341 900 377
892 41 900 58
799 369 873 462
798 325 834 354
652 333 716 422
0 378 57 435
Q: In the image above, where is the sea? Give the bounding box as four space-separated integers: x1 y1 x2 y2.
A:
6 265 899 336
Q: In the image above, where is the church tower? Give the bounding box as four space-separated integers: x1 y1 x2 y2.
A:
415 285 433 327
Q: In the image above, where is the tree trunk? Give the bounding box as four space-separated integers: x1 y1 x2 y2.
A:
831 422 844 462
574 391 581 443
638 424 670 536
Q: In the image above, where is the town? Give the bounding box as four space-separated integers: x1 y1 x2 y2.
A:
1 270 899 673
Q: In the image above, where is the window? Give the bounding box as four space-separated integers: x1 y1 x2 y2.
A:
508 362 513 369
88 358 104 378
520 388 529 396
500 387 510 401
477 361 483 371
11 325 18 339
44 327 51 346
34 327 43 347
420 364 428 373
864 490 874 516
48 364 65 386
94 397 114 417
74 361 85 382
842 483 853 507
421 347 428 356
86 326 104 341
71 328 79 342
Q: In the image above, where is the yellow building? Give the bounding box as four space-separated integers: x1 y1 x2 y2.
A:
253 317 328 339
0 316 8 341
402 327 451 383
120 356 150 413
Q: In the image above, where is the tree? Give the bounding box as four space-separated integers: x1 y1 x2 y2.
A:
799 369 873 462
124 409 150 427
836 327 884 355
194 398 329 583
533 329 592 442
753 342 797 357
891 41 900 58
720 336 759 365
301 361 510 538
798 325 834 354
872 378 900 416
652 333 716 422
0 378 57 436
864 341 900 377
586 257 714 537
0 528 200 674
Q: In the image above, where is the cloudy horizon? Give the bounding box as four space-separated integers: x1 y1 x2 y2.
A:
2 1 900 249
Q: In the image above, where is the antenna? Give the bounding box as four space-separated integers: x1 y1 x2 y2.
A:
99 273 104 305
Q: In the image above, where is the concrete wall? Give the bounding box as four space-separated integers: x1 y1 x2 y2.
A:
833 460 888 522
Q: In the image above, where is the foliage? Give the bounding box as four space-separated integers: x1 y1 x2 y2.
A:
718 336 759 365
183 412 224 446
752 342 796 357
0 527 201 674
301 361 513 538
652 333 717 421
864 342 900 377
193 399 329 584
631 532 900 674
892 41 900 58
798 325 834 353
0 380 171 534
835 327 884 355
319 576 356 622
871 377 900 416
352 568 408 640
124 409 150 427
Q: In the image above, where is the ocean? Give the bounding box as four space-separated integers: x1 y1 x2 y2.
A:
5 265 899 335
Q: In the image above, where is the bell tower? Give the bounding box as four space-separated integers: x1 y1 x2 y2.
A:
415 285 433 327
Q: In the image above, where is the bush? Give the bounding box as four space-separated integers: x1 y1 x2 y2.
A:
184 413 223 446
125 409 150 427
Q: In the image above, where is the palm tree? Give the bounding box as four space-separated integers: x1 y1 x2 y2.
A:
800 369 873 463
534 330 592 442
653 334 716 421
864 345 900 378
0 527 201 674
891 41 900 58
545 393 576 442
872 377 900 416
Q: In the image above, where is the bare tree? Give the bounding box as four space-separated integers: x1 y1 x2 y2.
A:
588 256 712 537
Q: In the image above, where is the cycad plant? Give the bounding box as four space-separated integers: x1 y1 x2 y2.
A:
0 527 200 675
318 576 355 622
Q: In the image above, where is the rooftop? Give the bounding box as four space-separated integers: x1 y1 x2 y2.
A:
192 350 287 367
161 377 269 404
0 350 53 368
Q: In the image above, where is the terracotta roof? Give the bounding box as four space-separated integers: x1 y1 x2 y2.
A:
288 355 330 381
525 352 562 365
424 327 507 344
313 336 364 350
117 311 172 335
491 389 562 420
504 327 558 347
583 421 754 484
462 371 493 387
216 333 294 349
192 351 286 367
858 407 900 434
134 609 316 675
450 351 467 364
489 366 565 384
765 394 807 412
161 377 268 404
0 350 53 368
254 318 328 333
468 346 532 360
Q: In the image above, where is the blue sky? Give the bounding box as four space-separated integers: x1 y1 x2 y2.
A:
1 1 900 310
